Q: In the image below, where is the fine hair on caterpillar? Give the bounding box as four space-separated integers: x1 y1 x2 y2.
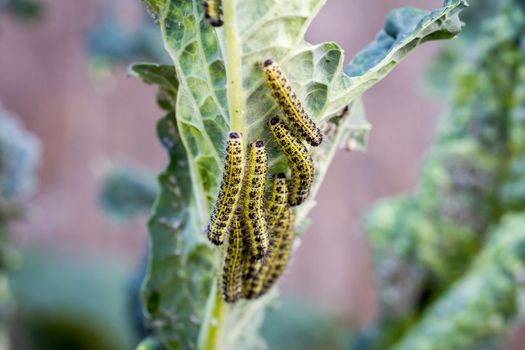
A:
207 132 245 245
263 59 323 147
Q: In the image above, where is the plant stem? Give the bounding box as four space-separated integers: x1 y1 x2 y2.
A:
197 281 228 350
223 0 245 136
197 0 244 348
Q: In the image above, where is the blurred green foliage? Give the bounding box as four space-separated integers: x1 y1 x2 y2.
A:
0 0 43 22
99 164 158 223
0 104 40 276
261 298 348 350
392 214 525 350
9 250 137 350
0 103 40 349
0 104 40 201
86 0 168 71
358 0 525 349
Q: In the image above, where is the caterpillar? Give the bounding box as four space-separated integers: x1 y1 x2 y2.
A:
241 251 264 299
221 214 244 303
243 140 269 260
241 174 282 300
268 117 314 206
261 208 295 295
263 59 323 147
241 174 287 299
207 132 245 245
203 0 223 27
266 173 289 232
243 208 293 299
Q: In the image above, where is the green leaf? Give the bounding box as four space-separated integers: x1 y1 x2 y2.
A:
10 250 135 350
144 1 468 222
391 214 525 350
148 110 216 349
133 1 467 348
345 3 465 78
133 64 215 349
99 165 157 222
129 63 179 109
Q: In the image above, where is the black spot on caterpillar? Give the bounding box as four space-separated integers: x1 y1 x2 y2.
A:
263 59 323 147
261 208 295 295
207 132 245 245
268 117 314 206
221 214 244 303
243 140 269 260
203 0 223 27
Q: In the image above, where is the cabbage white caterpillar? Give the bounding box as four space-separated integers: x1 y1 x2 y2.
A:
207 132 245 245
264 59 323 146
221 215 244 303
243 140 269 260
268 117 314 206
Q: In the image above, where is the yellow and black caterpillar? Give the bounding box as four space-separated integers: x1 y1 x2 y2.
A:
243 177 289 299
264 59 323 147
241 249 263 299
203 0 223 27
261 208 295 294
242 207 294 299
268 117 314 206
217 168 296 302
212 55 326 303
221 215 244 303
207 132 245 245
266 173 289 232
243 140 270 260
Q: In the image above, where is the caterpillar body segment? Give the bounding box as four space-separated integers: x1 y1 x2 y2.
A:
207 132 245 245
221 215 244 303
261 208 295 295
203 0 223 27
266 173 289 232
243 140 270 260
263 59 323 147
241 252 264 299
268 118 314 206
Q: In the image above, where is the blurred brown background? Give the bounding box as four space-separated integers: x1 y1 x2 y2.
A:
0 0 523 348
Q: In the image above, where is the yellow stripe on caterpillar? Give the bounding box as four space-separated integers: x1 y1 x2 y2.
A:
263 59 323 147
207 132 245 245
266 173 288 232
243 140 269 260
261 208 295 295
220 214 244 303
268 117 314 206
203 0 223 27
